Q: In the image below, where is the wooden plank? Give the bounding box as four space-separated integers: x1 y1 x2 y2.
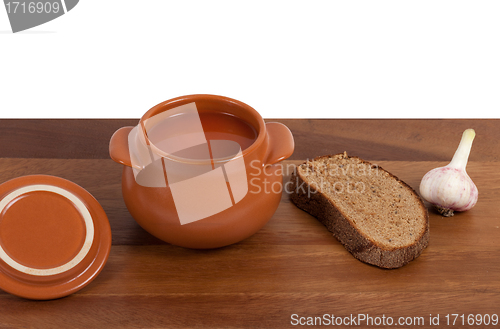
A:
280 119 500 161
75 243 500 296
0 119 138 159
0 119 499 328
0 159 496 247
1 119 499 161
2 292 498 329
0 243 498 328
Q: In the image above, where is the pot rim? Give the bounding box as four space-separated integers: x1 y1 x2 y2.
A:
137 94 267 165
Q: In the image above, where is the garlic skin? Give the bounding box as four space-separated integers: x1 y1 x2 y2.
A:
419 129 478 217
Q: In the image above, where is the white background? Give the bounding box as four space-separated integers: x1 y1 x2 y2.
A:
1 0 499 118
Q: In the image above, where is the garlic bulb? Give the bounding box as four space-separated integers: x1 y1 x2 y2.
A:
419 129 478 217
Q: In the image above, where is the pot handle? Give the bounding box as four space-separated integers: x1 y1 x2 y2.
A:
264 122 295 165
109 126 134 167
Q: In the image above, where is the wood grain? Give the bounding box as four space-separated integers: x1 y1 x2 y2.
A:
0 120 499 328
1 119 499 161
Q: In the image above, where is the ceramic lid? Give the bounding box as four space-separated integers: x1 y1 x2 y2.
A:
0 175 111 300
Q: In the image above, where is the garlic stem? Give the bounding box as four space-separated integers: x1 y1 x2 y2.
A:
448 128 475 170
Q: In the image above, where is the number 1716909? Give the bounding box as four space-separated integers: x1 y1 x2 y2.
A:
5 2 60 14
445 314 498 326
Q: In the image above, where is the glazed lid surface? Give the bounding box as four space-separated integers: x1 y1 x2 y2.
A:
0 175 111 300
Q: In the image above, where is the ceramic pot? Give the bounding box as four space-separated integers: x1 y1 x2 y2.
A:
109 94 294 248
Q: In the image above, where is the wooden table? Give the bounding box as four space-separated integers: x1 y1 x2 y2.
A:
0 119 498 328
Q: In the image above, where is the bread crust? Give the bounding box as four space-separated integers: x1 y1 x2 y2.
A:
289 154 429 269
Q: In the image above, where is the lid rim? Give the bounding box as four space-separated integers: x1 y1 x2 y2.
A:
0 184 94 276
0 175 111 300
138 94 266 165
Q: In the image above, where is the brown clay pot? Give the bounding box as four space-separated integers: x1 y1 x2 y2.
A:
109 94 294 248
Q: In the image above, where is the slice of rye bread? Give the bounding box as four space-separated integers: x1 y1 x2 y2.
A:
289 153 429 269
